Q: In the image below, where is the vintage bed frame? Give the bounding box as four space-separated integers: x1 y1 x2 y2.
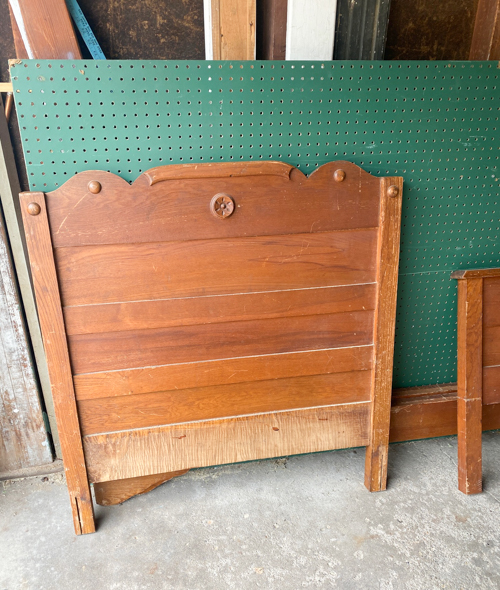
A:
21 160 402 534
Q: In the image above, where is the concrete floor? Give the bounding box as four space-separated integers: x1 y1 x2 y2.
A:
1 433 500 590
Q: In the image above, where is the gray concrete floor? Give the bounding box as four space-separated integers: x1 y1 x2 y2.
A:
1 433 500 590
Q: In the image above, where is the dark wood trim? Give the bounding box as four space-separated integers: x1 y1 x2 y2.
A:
451 268 500 280
469 0 500 60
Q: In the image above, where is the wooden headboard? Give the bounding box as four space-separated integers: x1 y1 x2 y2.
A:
21 160 402 534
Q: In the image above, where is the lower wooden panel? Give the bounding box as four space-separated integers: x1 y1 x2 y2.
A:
83 403 370 483
390 383 500 443
78 369 372 435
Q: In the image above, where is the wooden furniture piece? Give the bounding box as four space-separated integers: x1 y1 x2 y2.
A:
452 268 500 494
21 160 402 535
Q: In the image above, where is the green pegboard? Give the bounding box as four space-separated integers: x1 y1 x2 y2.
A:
10 59 500 388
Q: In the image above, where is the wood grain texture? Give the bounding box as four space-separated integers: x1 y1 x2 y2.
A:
8 0 81 59
20 193 94 535
45 161 381 248
364 176 403 492
64 283 376 336
83 403 371 483
469 0 500 59
483 277 500 330
78 370 372 435
456 277 483 494
483 365 500 405
211 0 256 59
94 470 189 505
74 345 374 401
68 310 374 374
55 229 378 307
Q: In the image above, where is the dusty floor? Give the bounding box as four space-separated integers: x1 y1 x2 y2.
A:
1 433 500 590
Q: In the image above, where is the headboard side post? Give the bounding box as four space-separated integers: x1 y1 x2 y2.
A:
364 176 403 492
20 191 95 535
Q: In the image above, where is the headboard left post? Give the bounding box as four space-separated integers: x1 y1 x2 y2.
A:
20 191 95 535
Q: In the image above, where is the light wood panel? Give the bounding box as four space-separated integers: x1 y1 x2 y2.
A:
20 192 94 535
74 345 374 401
482 325 500 367
83 403 371 483
364 176 403 492
64 283 376 336
68 310 374 374
45 162 381 248
55 229 378 306
78 370 372 435
210 0 256 59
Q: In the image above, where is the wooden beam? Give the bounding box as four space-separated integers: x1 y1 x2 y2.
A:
8 0 81 59
205 0 256 60
469 0 500 59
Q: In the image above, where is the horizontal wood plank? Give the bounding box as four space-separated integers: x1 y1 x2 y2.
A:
64 283 376 336
78 370 372 435
73 345 374 400
83 403 371 483
46 161 381 248
55 229 378 306
69 310 374 374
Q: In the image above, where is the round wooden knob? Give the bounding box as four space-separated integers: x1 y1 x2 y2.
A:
334 169 346 182
27 202 41 216
88 180 102 194
210 194 235 219
387 185 399 198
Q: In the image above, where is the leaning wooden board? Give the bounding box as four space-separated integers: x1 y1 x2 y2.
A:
21 160 402 534
451 268 500 494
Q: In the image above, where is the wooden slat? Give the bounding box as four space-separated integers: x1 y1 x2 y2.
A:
19 192 94 535
83 403 370 483
69 310 374 374
457 278 483 495
46 162 381 248
483 365 500 405
78 370 372 435
74 345 374 401
469 0 500 60
210 0 256 60
364 176 403 492
8 0 81 59
64 283 376 336
55 229 378 307
94 470 189 505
